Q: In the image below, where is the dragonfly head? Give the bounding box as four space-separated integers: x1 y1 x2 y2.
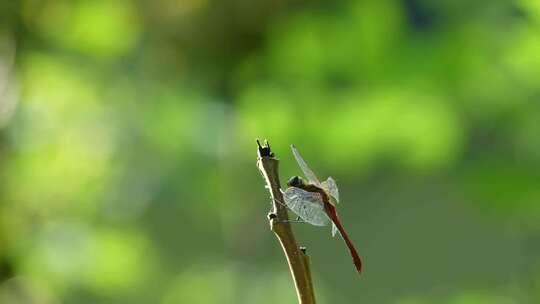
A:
287 176 306 188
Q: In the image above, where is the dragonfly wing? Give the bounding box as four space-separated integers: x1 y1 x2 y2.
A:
291 145 321 186
321 177 339 203
331 223 341 237
282 187 329 226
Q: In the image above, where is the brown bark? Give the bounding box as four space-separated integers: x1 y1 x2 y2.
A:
256 140 316 304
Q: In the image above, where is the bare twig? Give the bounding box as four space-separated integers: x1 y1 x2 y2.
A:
256 139 316 304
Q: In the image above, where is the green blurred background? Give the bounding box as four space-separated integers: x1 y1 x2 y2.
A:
1 0 540 303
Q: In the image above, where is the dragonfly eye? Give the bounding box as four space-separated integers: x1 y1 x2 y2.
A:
287 176 303 188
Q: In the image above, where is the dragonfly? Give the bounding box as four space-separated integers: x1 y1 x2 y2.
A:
281 145 362 274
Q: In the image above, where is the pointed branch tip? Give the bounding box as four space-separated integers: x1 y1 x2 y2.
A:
256 138 274 157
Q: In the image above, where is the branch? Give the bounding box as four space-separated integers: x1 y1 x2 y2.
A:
256 139 316 304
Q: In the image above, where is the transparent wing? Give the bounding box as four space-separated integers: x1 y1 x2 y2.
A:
321 177 339 203
282 187 329 226
322 177 339 237
291 145 321 186
332 223 340 237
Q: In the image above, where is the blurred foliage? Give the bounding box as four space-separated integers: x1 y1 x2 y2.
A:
1 0 540 303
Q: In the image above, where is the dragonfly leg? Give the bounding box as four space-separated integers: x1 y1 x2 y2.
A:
277 217 306 224
269 198 305 223
273 198 287 207
273 197 296 212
